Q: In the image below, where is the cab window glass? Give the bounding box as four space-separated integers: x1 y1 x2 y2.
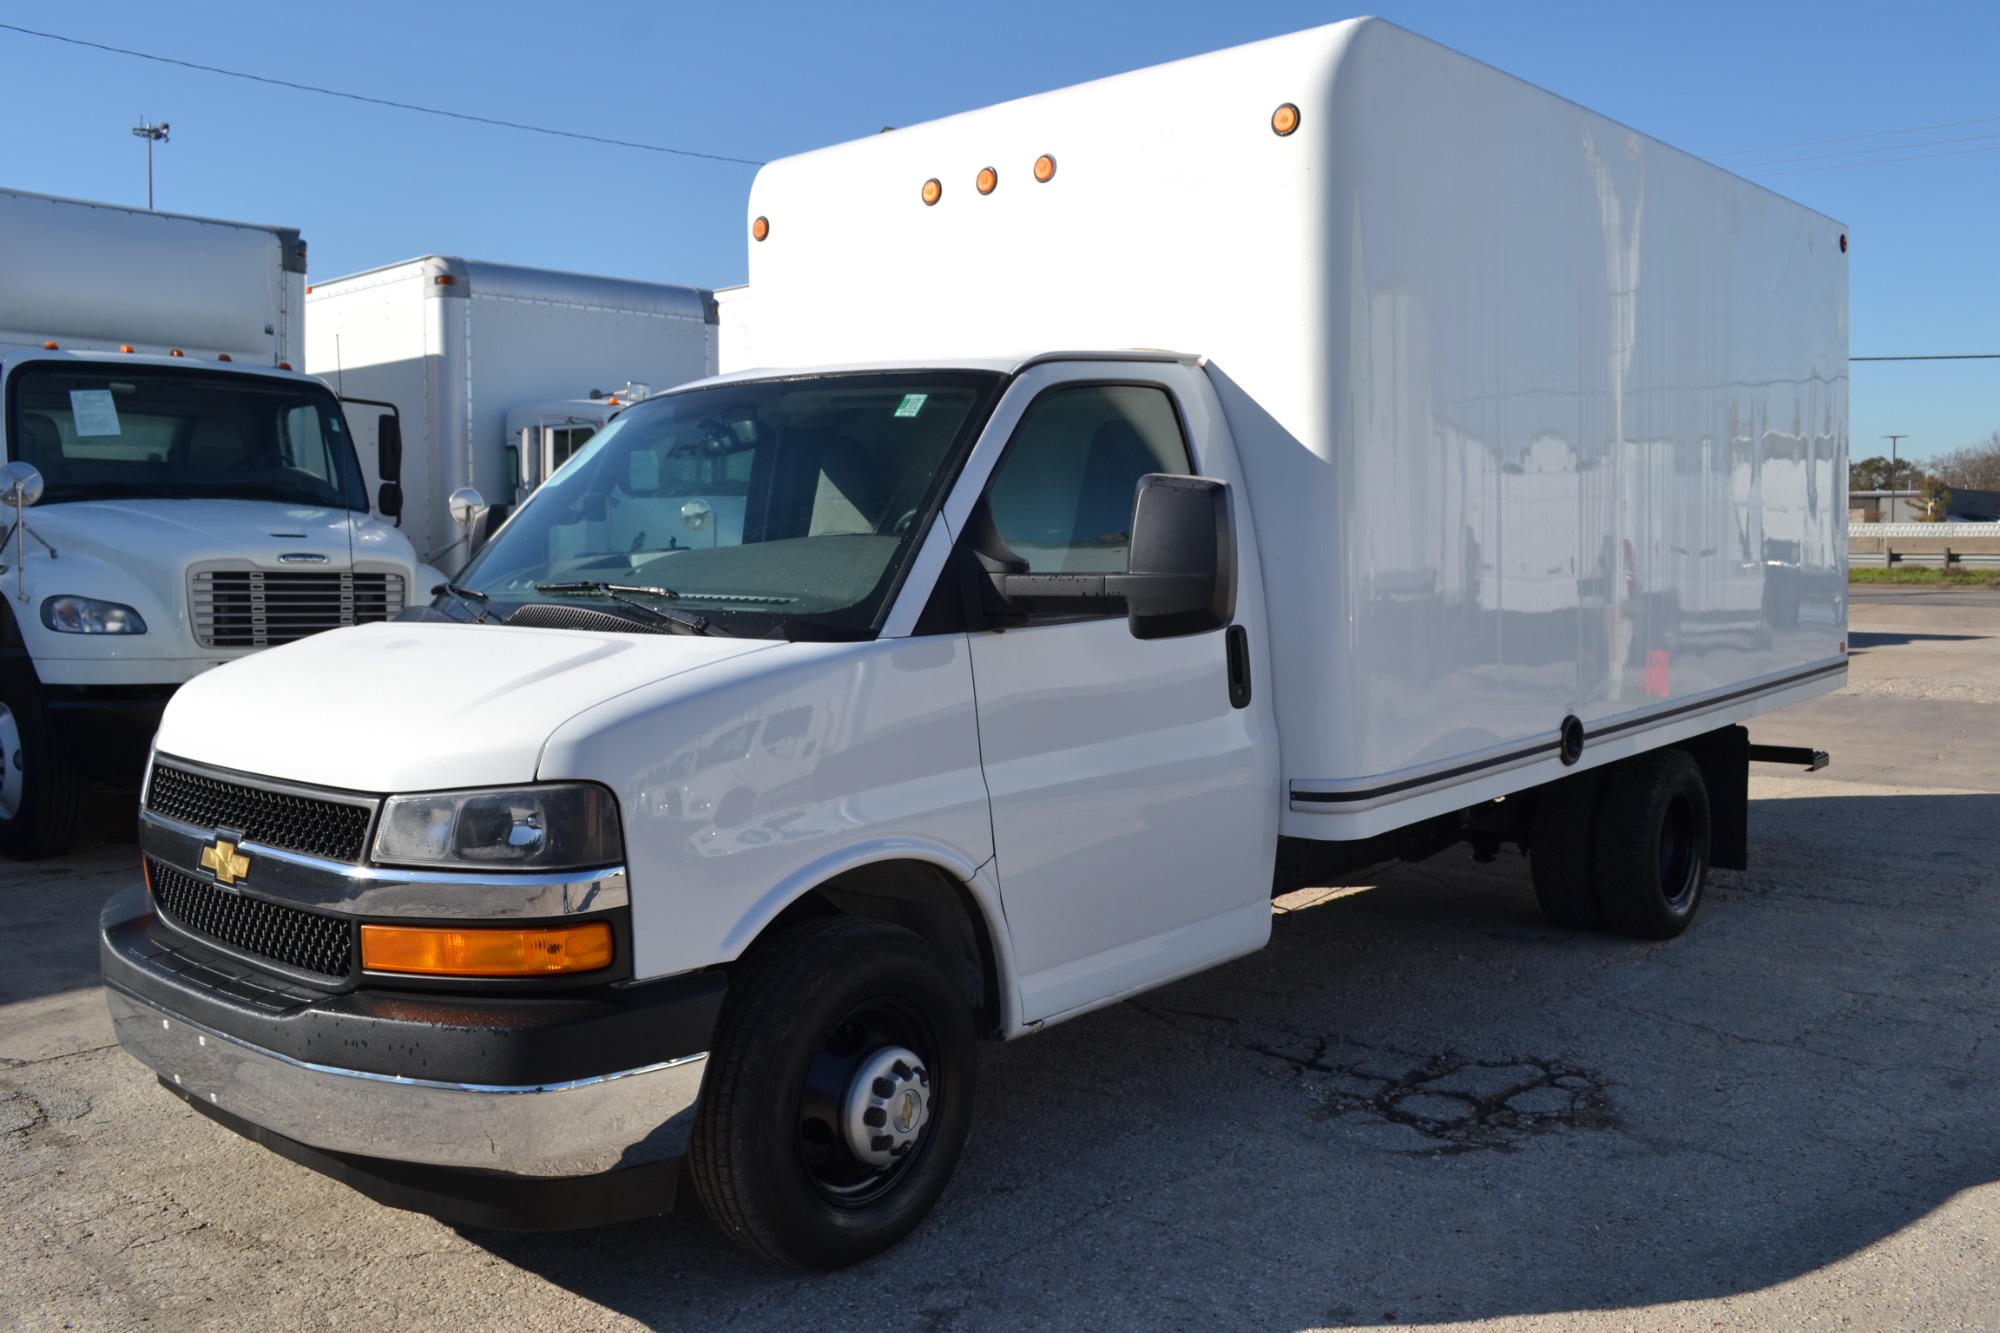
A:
985 383 1192 574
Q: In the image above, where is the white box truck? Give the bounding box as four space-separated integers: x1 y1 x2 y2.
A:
0 187 420 858
304 259 717 572
102 19 1844 1267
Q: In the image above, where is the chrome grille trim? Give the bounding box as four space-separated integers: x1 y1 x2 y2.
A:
188 561 406 649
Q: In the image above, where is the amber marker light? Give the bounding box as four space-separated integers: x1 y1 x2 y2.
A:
361 922 614 977
751 215 770 241
119 344 135 353
41 341 57 350
921 177 942 206
976 166 998 195
1034 154 1057 183
1272 102 1301 136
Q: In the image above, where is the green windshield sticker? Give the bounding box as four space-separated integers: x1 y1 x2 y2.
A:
893 393 928 418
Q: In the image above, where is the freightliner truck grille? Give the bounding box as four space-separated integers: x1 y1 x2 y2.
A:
146 764 374 863
188 564 406 648
147 858 354 980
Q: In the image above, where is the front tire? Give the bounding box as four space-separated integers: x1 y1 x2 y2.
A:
1591 748 1710 940
0 658 81 860
690 916 976 1269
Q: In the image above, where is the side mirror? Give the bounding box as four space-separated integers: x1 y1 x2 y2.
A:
1112 474 1235 640
448 486 487 528
2 460 44 509
378 414 403 484
377 481 404 520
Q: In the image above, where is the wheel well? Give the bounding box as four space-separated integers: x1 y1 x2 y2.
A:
744 860 1003 1039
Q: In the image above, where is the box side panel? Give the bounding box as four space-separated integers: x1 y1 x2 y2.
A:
305 273 437 557
1275 22 1847 834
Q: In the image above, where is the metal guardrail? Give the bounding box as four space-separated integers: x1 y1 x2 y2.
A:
1850 523 2000 537
1851 550 2000 568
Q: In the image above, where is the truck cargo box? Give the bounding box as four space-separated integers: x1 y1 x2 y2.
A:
742 17 1848 837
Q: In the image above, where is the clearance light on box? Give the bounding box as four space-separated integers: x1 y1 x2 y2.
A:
360 922 613 977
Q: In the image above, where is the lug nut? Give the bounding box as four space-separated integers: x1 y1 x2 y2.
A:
864 1106 887 1127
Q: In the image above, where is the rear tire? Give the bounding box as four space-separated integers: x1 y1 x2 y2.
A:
1592 748 1710 940
0 659 81 860
1529 771 1605 929
690 916 976 1270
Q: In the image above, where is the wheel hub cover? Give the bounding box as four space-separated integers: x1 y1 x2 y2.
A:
841 1045 930 1167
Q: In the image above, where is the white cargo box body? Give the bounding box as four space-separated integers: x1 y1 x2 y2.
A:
305 259 718 568
745 17 1848 838
0 186 304 364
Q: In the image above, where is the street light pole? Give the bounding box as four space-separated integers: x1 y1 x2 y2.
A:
1883 434 1908 522
130 118 169 209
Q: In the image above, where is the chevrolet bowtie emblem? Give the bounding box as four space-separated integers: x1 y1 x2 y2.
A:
200 837 250 886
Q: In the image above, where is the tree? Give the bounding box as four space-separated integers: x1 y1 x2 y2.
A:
1931 431 2000 492
1850 455 1923 492
1913 473 1953 521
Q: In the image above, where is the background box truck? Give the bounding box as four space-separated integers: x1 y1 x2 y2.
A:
0 187 419 858
305 258 718 572
103 18 1843 1269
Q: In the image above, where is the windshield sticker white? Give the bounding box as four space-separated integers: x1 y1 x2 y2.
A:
69 389 121 436
893 393 928 419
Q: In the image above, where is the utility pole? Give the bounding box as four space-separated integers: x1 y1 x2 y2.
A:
1883 434 1908 522
130 118 169 209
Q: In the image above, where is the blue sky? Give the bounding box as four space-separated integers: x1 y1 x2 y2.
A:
4 1 1994 463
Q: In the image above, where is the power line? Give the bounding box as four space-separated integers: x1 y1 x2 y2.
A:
1736 127 2000 171
1854 354 2000 361
0 21 763 168
1747 140 2000 178
1713 112 2000 159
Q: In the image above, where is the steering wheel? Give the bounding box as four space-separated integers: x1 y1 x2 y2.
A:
229 452 288 473
891 508 921 536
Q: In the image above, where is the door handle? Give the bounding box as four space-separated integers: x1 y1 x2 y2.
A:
1225 624 1252 709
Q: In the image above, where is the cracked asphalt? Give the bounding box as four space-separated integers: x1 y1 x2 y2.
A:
4 583 1997 1331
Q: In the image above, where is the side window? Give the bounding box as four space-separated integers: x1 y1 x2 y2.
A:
985 384 1192 574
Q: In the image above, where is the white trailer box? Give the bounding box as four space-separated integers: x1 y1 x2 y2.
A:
744 17 1848 839
106 21 1844 1266
305 259 717 569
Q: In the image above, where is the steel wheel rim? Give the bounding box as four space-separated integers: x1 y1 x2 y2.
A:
795 993 941 1209
0 703 22 821
1659 791 1699 912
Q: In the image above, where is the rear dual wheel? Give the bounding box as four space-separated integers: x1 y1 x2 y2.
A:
1530 748 1709 940
690 916 975 1270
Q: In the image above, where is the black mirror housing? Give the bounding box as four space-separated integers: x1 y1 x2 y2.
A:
378 413 403 484
377 480 404 519
1113 473 1235 639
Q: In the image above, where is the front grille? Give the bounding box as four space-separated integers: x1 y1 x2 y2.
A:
148 858 353 980
190 566 406 648
147 763 373 862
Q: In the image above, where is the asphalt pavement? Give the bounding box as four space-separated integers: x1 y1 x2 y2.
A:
3 584 1996 1331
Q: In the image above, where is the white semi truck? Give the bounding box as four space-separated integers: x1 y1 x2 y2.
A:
0 187 420 858
304 259 717 573
102 19 1845 1268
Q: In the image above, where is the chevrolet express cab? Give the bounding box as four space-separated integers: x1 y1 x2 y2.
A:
101 19 1846 1269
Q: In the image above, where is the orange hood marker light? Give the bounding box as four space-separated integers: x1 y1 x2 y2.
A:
1272 102 1301 136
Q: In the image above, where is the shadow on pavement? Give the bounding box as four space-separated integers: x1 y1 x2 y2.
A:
469 789 2000 1329
0 786 138 1008
1847 630 1987 649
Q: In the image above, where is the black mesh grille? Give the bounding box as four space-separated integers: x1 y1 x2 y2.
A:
506 603 670 634
146 764 373 862
148 859 353 980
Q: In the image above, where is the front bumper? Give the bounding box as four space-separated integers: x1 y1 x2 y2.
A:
101 885 726 1214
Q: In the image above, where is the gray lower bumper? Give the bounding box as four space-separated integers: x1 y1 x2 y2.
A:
107 986 708 1177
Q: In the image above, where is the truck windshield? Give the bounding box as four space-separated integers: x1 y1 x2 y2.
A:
456 371 1004 639
6 363 368 511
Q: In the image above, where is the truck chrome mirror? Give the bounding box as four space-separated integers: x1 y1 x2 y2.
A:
1114 474 1235 640
2 461 44 509
448 486 487 527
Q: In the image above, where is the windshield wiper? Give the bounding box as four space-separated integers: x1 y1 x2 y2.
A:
430 582 492 623
533 581 728 637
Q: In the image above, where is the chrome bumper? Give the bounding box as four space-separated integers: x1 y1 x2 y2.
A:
107 985 707 1177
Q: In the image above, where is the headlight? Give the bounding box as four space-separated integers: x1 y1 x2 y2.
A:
373 783 623 871
41 595 147 634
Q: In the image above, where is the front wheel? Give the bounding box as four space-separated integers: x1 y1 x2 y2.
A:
689 916 976 1269
0 659 81 860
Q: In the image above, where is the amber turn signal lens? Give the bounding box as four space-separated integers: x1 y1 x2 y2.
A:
1033 154 1056 183
976 166 997 195
360 922 614 977
1272 102 1300 136
751 215 770 241
921 177 942 206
